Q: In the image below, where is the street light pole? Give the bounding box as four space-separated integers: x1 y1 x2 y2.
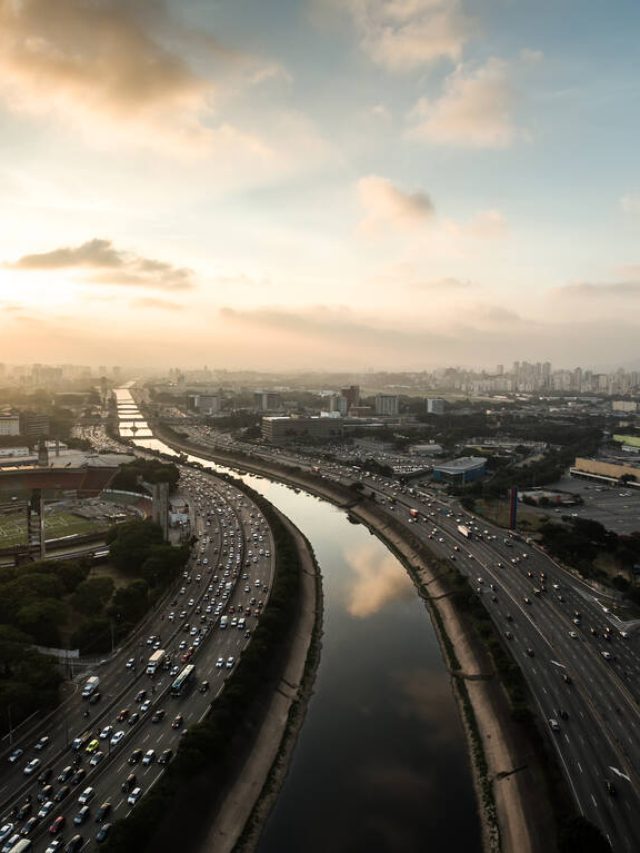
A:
7 705 12 747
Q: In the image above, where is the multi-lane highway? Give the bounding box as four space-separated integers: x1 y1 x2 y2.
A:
0 466 274 853
165 424 640 852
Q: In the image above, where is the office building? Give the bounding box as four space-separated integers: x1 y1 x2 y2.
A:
375 394 399 416
261 415 343 445
340 385 360 412
20 412 50 440
0 414 20 436
254 392 283 412
426 398 446 415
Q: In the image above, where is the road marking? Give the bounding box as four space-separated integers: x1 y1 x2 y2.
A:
550 660 566 669
577 762 583 773
591 794 598 808
609 766 631 782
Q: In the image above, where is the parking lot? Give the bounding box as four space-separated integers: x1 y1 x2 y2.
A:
543 475 640 535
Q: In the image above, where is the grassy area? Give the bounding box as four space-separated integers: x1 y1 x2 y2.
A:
474 498 551 532
0 509 108 548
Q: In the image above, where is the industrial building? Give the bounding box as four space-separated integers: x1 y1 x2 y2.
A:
432 456 487 484
571 457 640 484
261 415 343 445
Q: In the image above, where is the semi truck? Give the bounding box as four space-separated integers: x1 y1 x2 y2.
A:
81 676 100 699
457 524 471 539
146 649 166 676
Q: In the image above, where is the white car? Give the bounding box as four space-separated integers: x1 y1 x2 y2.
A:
99 725 113 740
140 700 151 713
0 826 14 844
37 801 54 819
142 749 155 766
24 758 41 775
110 730 125 747
127 787 142 806
216 657 225 668
226 656 235 669
89 751 104 766
78 786 94 805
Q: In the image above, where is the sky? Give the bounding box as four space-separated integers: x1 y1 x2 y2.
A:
0 0 639 372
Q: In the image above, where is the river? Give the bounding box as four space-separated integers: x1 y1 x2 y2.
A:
116 393 482 852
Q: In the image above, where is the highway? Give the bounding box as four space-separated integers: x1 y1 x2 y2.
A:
0 465 274 852
172 424 640 852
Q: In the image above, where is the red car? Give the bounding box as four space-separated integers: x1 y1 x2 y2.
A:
116 708 130 722
49 815 65 835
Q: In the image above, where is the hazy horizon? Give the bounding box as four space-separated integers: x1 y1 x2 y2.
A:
1 1 639 370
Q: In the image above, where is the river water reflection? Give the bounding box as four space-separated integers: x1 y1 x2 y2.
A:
121 402 481 852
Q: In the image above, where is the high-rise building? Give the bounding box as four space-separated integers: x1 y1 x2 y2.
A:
340 385 360 412
426 398 446 415
375 394 399 416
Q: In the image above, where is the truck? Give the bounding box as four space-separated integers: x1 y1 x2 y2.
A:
146 649 166 676
81 676 100 699
457 524 471 539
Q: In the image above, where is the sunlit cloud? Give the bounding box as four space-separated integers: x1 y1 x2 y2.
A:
132 297 184 311
7 238 195 291
357 175 435 234
408 58 517 148
343 541 414 618
345 0 473 72
556 280 640 298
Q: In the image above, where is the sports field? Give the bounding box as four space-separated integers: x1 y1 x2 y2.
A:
0 510 108 549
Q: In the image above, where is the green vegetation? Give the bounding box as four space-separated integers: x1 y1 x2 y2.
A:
110 458 180 494
103 483 302 853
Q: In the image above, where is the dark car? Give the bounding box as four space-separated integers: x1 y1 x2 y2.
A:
71 768 86 786
73 806 90 826
54 785 71 803
16 802 32 821
65 834 85 852
20 816 38 836
128 712 140 727
96 822 112 843
158 749 173 765
88 691 101 706
171 715 183 730
38 767 53 785
151 709 165 723
95 802 111 823
135 690 147 703
38 784 54 803
128 749 143 766
121 773 136 793
199 681 209 693
562 673 572 685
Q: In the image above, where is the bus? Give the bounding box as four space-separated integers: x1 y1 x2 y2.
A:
170 664 196 697
8 840 33 853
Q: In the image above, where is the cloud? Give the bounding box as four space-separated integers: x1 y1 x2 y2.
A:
358 175 435 234
557 280 640 298
621 194 640 216
344 541 414 617
412 276 473 291
407 58 517 148
132 297 184 311
345 0 473 72
8 238 195 291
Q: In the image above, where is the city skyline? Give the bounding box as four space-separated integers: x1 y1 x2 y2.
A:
1 1 639 369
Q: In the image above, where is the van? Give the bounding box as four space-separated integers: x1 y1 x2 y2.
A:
220 616 228 629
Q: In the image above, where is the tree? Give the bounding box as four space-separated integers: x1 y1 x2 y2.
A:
107 521 164 573
558 816 612 853
16 599 67 647
71 577 115 616
109 580 149 625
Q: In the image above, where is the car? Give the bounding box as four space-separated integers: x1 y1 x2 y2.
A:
199 680 210 693
110 730 125 747
135 690 147 703
20 816 38 837
38 784 54 803
0 827 14 845
38 800 55 819
601 651 612 661
38 766 53 785
548 718 560 731
71 768 86 786
116 708 129 722
172 714 183 729
151 709 165 723
158 749 173 765
140 700 151 713
526 648 534 657
89 751 104 767
74 805 90 826
569 631 578 639
49 815 66 835
85 739 99 754
142 749 156 766
16 802 31 822
126 657 135 669
505 631 513 640
562 673 572 684
8 747 24 764
24 758 41 775
170 664 180 677
523 597 531 605
35 735 50 751
226 656 235 668
95 802 111 823
54 785 71 803
65 834 85 853
2 835 21 853
128 712 140 727
96 822 112 843
127 787 142 806
121 773 137 793
128 749 143 765
99 725 112 740
78 787 94 805
44 840 65 853
88 691 101 706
